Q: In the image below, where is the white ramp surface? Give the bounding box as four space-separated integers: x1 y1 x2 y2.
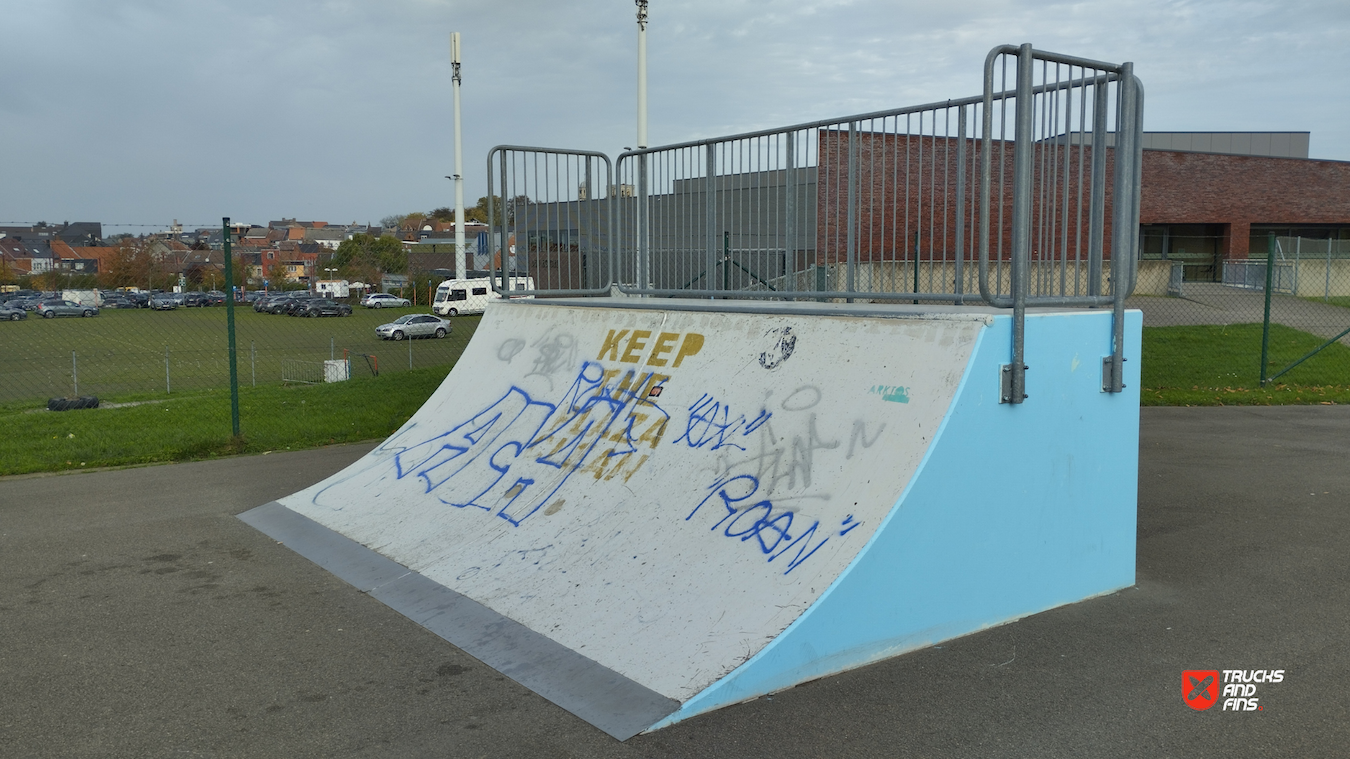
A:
247 300 984 736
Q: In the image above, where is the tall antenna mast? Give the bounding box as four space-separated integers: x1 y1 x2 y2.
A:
450 31 467 281
635 0 648 149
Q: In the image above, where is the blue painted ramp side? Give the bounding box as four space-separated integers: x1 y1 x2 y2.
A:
658 309 1142 727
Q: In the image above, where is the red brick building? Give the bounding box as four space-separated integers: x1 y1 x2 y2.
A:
1139 139 1350 279
815 130 1350 284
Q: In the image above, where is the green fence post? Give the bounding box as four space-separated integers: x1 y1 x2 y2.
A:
1260 232 1275 386
223 217 241 437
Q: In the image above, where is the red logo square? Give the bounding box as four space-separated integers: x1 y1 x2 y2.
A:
1184 670 1220 710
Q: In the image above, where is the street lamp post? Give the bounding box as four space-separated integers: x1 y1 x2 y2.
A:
635 0 651 290
450 32 467 282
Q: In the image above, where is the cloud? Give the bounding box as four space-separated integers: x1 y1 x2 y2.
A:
0 0 1346 227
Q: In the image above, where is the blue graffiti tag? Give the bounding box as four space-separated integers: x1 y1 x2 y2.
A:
674 394 772 452
385 361 669 527
686 474 858 574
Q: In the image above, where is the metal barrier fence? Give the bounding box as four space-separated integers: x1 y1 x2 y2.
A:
487 43 1144 403
1128 234 1350 388
1224 260 1295 293
485 147 615 297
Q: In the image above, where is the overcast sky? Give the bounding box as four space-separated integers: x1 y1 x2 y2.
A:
3 0 1347 232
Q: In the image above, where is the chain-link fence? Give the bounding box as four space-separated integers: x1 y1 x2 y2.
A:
0 288 475 408
1129 234 1350 384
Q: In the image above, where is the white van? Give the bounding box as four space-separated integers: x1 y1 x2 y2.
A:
432 276 535 316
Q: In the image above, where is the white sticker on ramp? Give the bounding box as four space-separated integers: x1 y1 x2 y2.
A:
280 302 981 702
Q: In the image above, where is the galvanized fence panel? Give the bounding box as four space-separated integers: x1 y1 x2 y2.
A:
589 43 1142 402
485 146 615 298
979 44 1143 400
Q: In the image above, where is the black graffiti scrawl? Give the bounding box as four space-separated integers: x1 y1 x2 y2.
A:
758 326 796 370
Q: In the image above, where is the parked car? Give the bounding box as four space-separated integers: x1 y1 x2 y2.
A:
10 296 43 311
36 299 98 318
297 298 353 317
273 295 314 315
362 293 411 308
205 290 226 306
0 303 26 321
101 295 138 309
149 293 178 310
181 292 209 307
375 314 452 341
253 293 283 312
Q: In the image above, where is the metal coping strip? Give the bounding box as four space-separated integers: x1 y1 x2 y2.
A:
237 502 679 741
513 296 1000 322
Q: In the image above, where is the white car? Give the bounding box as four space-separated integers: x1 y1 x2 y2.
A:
361 293 411 308
375 314 452 341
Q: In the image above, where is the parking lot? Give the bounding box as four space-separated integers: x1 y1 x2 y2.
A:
1 406 1346 758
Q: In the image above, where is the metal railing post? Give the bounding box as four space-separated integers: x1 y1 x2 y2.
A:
1087 80 1108 296
1005 43 1034 404
846 121 858 298
706 145 717 294
954 106 967 302
785 136 797 287
1105 63 1137 395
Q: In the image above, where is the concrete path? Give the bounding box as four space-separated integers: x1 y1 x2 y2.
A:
3 407 1348 758
1129 283 1350 347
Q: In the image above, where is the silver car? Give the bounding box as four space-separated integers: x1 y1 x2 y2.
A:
362 293 411 308
375 314 451 340
0 303 26 321
36 299 98 318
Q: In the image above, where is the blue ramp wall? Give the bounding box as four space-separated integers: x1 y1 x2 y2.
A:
658 308 1142 727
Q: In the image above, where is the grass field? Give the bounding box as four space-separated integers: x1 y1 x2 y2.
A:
1141 322 1350 405
0 365 453 476
6 313 1350 475
0 305 479 408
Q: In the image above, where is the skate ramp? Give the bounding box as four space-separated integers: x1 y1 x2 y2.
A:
240 298 1140 739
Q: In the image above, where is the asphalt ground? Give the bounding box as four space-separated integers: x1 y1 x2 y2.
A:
2 406 1347 758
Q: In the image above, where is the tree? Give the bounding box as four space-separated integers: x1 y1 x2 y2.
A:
465 195 528 226
265 261 291 291
429 207 455 222
332 234 407 284
379 214 403 228
230 252 250 289
99 238 153 289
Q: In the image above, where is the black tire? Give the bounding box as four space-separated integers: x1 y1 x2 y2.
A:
9 313 20 321
82 310 94 317
447 308 458 316
392 330 404 341
434 327 446 339
306 310 317 317
43 311 55 319
48 396 99 412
